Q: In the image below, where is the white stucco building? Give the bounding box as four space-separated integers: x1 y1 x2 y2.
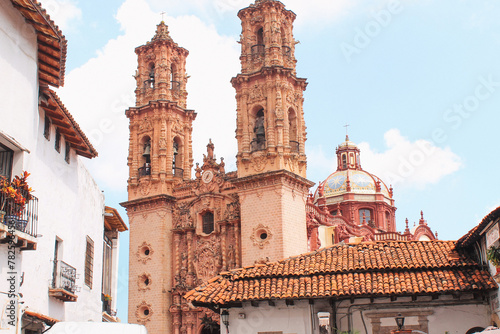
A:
0 0 126 332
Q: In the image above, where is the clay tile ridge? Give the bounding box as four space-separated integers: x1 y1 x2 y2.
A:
11 0 67 86
45 89 98 158
456 206 500 248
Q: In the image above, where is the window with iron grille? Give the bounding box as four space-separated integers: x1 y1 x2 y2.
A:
65 142 70 164
85 237 94 288
55 129 61 152
44 116 51 140
0 143 13 179
202 212 214 234
102 235 112 297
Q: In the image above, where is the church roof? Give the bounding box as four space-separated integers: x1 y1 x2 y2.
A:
185 240 496 305
314 137 391 201
319 169 391 198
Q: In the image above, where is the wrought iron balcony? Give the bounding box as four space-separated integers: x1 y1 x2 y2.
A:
49 260 77 302
290 140 299 153
138 165 151 177
251 139 266 152
0 194 38 250
282 45 291 58
102 298 116 316
173 167 184 178
171 81 181 92
251 44 265 58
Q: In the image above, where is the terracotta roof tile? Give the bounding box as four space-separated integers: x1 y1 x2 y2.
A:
186 241 497 305
456 206 500 248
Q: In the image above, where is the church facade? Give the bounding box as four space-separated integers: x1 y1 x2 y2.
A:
122 1 436 333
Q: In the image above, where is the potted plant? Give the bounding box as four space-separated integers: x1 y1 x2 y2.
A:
487 245 500 275
0 172 33 226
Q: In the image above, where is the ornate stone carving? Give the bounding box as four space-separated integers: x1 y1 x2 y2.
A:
250 224 272 249
137 272 153 291
194 235 222 284
139 179 151 196
173 203 194 229
135 301 153 325
251 152 267 172
139 117 153 132
249 84 264 103
137 241 154 264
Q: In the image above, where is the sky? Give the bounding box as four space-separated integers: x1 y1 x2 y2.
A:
43 0 500 322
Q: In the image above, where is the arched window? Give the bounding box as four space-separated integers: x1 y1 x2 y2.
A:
342 154 347 169
257 27 264 45
146 63 155 88
288 108 298 153
202 211 214 234
252 108 266 151
170 63 179 92
359 209 372 225
252 27 265 57
172 138 183 178
139 136 151 176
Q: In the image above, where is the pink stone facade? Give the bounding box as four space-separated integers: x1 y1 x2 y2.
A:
123 1 437 334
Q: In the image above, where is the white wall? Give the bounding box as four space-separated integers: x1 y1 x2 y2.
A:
0 0 106 323
223 296 491 334
223 300 312 334
0 0 38 153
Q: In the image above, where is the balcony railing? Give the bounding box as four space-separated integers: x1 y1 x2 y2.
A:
50 260 77 302
171 81 180 92
102 298 116 316
173 167 184 178
290 140 299 153
251 139 266 152
282 45 291 58
138 165 151 177
251 44 265 58
1 195 38 237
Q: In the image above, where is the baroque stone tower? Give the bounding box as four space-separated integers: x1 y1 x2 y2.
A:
232 0 314 266
122 22 196 333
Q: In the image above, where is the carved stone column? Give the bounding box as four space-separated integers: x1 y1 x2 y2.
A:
221 224 227 270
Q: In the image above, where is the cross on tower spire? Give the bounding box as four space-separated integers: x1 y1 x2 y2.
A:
343 123 350 141
160 11 166 22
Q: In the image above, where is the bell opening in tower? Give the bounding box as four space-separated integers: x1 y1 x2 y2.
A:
251 108 266 152
288 107 298 153
251 27 265 58
172 138 183 178
170 63 180 92
145 63 155 89
139 136 151 177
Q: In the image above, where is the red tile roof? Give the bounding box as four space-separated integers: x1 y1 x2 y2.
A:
11 0 67 87
185 241 496 305
456 206 500 248
39 89 98 159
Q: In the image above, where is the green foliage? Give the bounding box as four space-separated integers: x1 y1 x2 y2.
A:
487 245 500 267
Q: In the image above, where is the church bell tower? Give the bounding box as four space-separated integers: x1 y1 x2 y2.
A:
122 22 196 333
233 0 314 266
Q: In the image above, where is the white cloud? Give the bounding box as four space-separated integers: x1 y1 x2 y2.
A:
41 0 82 31
57 0 240 191
358 129 462 189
